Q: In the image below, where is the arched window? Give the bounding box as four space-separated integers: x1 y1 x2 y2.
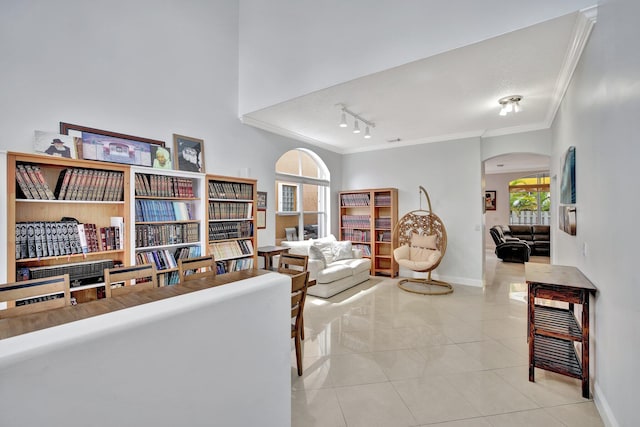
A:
509 173 550 225
275 149 330 243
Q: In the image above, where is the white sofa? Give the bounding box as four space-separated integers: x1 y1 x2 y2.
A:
276 235 371 298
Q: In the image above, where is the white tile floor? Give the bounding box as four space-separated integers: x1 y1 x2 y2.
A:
291 252 604 426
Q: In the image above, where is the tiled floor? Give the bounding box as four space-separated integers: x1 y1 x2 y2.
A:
291 252 604 427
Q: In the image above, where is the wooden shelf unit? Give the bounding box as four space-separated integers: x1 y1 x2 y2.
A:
206 174 257 274
7 152 131 303
130 167 206 286
339 188 398 277
525 263 597 399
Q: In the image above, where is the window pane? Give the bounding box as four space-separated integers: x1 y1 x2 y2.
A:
275 150 299 175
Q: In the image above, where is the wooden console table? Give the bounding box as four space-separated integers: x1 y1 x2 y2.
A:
257 245 290 271
525 263 597 398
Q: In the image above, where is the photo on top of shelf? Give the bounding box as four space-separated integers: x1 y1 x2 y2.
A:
173 134 205 173
34 131 77 159
60 122 165 167
151 145 173 170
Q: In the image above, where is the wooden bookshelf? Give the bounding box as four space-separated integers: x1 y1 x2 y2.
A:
206 174 257 275
7 152 131 303
130 167 206 286
339 188 398 277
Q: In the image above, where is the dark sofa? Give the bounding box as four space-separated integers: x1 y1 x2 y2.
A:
489 226 531 263
500 225 550 255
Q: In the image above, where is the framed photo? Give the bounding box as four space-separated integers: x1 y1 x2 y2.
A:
257 209 266 229
257 191 267 209
60 122 164 167
485 191 497 211
151 145 173 170
34 131 77 159
173 134 205 173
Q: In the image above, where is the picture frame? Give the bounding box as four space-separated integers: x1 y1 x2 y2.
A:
34 131 77 159
150 145 173 170
257 191 267 210
173 134 205 173
60 122 164 167
485 190 497 211
257 209 266 229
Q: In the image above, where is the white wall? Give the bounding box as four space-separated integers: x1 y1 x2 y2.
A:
482 129 552 161
0 0 344 249
551 0 640 425
343 137 483 286
238 0 596 115
0 273 291 427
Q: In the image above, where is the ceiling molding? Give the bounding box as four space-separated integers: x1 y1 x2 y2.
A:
544 6 598 127
341 130 484 154
482 121 551 139
240 115 345 154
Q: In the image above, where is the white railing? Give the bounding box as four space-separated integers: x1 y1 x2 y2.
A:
510 211 550 225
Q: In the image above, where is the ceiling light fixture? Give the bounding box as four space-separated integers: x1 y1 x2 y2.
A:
498 95 523 116
336 103 375 139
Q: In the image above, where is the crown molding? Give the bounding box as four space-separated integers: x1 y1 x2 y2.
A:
544 6 598 127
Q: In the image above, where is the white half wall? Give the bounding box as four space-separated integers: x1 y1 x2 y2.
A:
0 273 291 427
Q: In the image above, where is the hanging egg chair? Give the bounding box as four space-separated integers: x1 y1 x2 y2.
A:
392 186 453 295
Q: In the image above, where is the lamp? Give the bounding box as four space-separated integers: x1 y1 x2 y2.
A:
336 103 375 139
498 95 523 116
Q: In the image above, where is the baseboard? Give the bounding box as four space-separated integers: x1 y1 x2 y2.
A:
594 382 619 427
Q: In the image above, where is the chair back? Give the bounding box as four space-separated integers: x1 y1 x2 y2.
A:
278 253 308 276
178 255 216 282
0 274 71 318
291 271 309 332
104 264 158 298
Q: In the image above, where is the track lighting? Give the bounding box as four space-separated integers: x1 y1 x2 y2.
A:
498 95 523 116
336 103 375 139
339 112 348 127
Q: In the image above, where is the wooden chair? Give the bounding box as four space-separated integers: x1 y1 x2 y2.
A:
278 253 309 276
178 255 216 282
0 274 71 318
291 271 310 376
104 264 158 298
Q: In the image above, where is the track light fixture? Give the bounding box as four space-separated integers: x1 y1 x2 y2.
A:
336 103 375 139
498 95 523 116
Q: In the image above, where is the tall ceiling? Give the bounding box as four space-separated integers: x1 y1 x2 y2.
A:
242 7 596 175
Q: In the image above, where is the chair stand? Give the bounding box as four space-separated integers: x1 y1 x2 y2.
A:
397 272 453 295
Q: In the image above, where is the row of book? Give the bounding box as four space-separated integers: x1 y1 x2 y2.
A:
342 229 371 242
209 239 254 261
135 223 200 248
135 245 201 272
15 164 55 200
340 193 371 207
54 168 124 201
208 221 253 240
375 217 393 229
377 231 392 242
15 221 123 260
216 257 254 274
373 193 392 206
208 181 253 200
208 202 253 220
341 215 371 228
135 200 195 222
134 174 196 198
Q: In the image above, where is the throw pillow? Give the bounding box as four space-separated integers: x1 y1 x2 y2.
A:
410 247 441 264
313 241 334 265
332 240 353 261
411 233 437 250
308 245 326 269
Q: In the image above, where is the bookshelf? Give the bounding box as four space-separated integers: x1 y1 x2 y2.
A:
206 174 257 274
339 188 398 277
130 167 206 286
7 152 131 303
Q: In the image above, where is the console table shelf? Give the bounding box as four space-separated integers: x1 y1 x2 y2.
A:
525 263 597 399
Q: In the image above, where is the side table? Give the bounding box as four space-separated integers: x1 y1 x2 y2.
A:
257 245 290 271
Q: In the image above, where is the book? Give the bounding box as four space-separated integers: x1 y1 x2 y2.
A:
17 164 43 200
110 217 124 250
30 165 56 200
54 168 73 200
64 169 80 200
15 166 35 199
76 223 89 254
